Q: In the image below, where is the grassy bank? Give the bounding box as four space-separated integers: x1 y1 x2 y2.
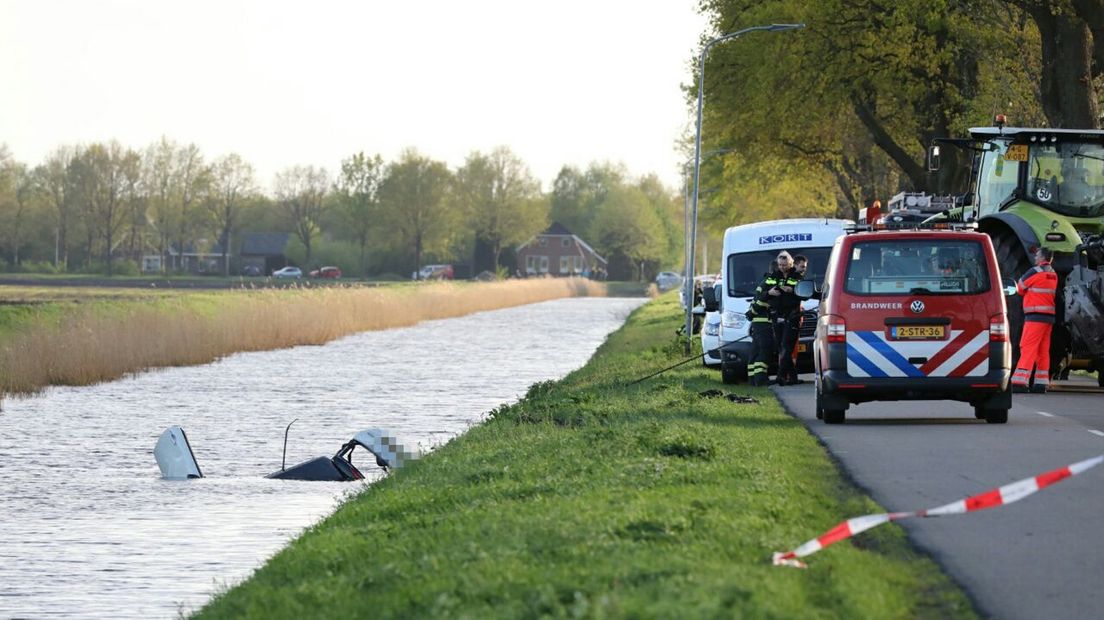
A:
196 294 974 619
0 278 605 401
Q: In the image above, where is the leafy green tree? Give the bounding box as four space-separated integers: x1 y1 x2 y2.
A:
549 162 626 235
378 149 454 277
334 152 385 276
589 185 667 281
1008 0 1103 127
274 165 329 264
635 173 685 270
455 146 546 271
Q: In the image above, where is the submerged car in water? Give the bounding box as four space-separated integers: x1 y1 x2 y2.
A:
154 424 418 481
267 428 419 481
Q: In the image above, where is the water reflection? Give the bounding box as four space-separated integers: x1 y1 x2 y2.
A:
0 297 643 618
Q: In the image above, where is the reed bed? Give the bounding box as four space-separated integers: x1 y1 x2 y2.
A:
0 278 606 402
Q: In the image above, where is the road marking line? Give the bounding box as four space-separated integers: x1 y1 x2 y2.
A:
1089 430 1104 438
1036 411 1055 417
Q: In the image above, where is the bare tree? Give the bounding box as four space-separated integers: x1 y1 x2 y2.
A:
171 143 207 272
70 142 142 275
274 165 329 264
33 146 77 270
143 138 177 273
0 158 35 267
208 153 255 275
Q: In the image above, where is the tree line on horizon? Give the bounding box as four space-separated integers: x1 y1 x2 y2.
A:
693 0 1104 234
0 140 684 280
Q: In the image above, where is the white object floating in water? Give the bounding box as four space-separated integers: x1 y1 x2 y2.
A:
154 426 203 479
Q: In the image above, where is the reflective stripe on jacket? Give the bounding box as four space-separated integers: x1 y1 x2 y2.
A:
1016 262 1057 318
748 273 777 320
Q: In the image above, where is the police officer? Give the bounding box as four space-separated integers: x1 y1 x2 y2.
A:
745 261 779 386
1012 246 1058 393
770 251 804 385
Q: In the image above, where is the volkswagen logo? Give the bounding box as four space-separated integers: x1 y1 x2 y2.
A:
910 300 925 314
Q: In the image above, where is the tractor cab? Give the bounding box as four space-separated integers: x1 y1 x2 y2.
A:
932 125 1104 246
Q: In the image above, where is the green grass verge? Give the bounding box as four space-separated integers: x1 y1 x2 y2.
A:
196 294 975 619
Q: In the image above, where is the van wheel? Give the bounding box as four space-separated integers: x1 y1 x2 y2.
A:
985 408 1009 424
721 361 747 384
814 386 825 420
823 408 846 424
973 405 987 420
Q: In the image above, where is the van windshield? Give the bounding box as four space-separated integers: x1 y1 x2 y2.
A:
844 239 990 295
726 247 833 297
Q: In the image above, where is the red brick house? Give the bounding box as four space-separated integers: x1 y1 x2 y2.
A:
516 222 607 277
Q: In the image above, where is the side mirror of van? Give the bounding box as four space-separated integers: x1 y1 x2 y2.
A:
795 280 816 300
1002 276 1017 297
703 285 719 312
927 144 941 172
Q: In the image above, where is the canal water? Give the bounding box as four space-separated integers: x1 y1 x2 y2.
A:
0 297 645 618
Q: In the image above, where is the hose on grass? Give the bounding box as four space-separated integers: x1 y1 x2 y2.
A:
628 335 751 385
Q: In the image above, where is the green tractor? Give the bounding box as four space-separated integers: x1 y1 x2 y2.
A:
928 121 1104 386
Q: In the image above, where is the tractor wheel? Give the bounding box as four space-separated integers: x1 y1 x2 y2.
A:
993 229 1031 366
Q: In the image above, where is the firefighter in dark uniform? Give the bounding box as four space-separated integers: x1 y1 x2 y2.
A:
746 262 779 386
770 251 804 386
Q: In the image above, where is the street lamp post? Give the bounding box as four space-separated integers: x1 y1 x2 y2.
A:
681 148 734 349
684 23 805 350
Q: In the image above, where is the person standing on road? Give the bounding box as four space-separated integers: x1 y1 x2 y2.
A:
1012 246 1058 394
746 261 780 387
770 252 803 385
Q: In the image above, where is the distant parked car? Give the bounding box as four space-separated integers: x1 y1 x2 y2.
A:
655 270 683 292
414 264 454 280
241 265 262 276
272 266 302 279
309 266 342 279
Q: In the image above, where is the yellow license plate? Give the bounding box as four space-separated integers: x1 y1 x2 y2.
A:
797 344 807 353
1004 144 1028 162
891 325 945 339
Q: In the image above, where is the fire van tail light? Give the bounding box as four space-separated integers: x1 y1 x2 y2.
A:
989 314 1008 342
822 314 847 343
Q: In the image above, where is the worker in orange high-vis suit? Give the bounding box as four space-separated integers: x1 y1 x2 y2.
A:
1012 246 1058 394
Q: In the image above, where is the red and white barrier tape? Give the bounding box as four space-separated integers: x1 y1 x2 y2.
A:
773 454 1104 568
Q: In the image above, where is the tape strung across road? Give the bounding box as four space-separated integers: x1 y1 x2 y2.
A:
773 454 1104 568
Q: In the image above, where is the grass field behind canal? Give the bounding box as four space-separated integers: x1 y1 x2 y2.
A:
196 294 976 619
0 278 607 401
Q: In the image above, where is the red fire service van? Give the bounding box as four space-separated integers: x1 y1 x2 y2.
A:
801 226 1012 424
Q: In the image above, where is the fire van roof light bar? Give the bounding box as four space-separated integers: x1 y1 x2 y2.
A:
846 221 978 234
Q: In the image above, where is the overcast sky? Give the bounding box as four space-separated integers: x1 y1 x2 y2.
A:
1 0 709 191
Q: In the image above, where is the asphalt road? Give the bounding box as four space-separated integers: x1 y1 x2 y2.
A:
771 377 1104 620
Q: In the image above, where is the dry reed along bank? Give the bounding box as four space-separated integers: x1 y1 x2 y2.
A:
0 278 606 402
